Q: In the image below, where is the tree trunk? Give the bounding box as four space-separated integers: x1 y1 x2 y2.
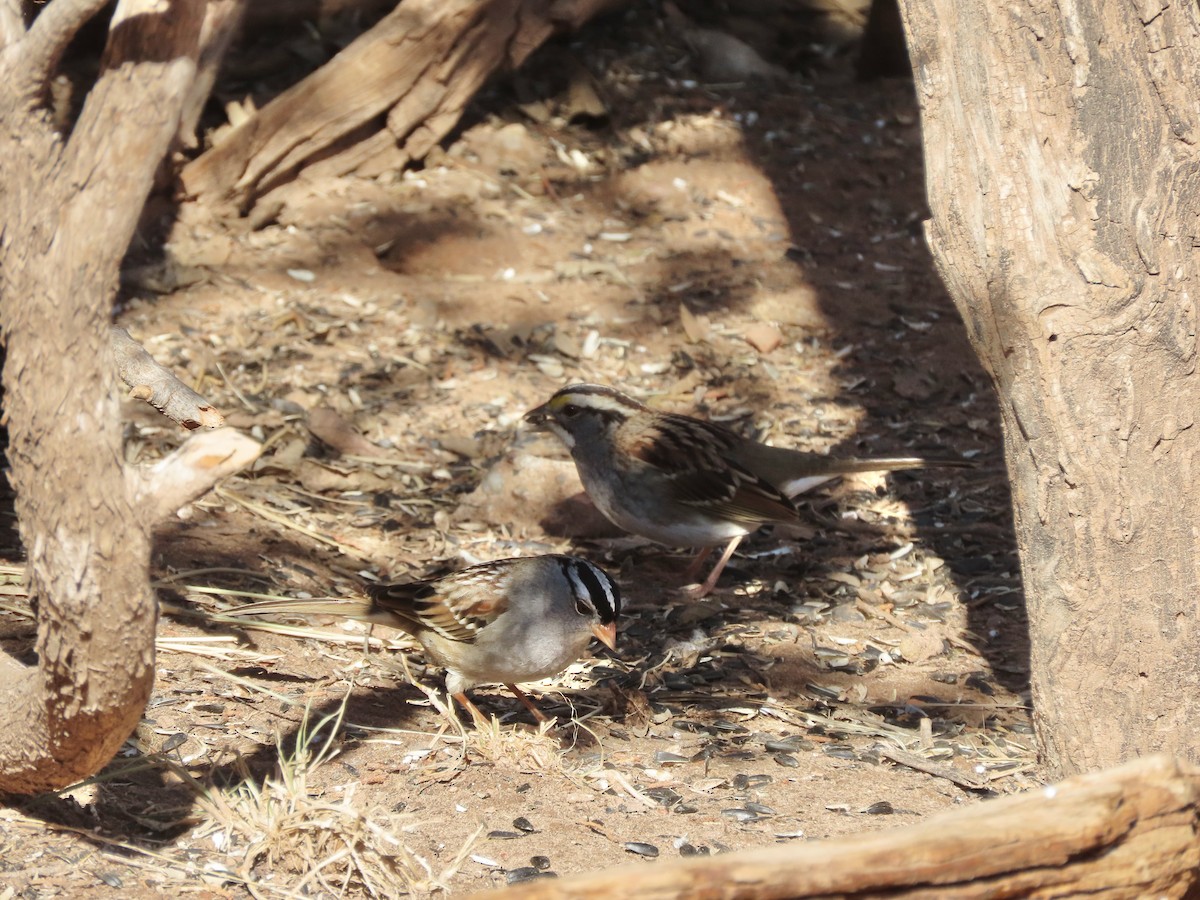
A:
0 0 258 795
471 755 1200 899
895 1 1200 776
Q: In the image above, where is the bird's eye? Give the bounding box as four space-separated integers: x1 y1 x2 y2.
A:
561 403 582 418
574 596 592 617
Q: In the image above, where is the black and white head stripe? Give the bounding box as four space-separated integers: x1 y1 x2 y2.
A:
546 384 648 420
558 556 621 624
551 383 648 405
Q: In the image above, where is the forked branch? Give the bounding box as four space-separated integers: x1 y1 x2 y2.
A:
15 0 112 96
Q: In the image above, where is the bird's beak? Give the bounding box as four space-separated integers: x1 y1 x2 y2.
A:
523 402 549 429
591 621 618 651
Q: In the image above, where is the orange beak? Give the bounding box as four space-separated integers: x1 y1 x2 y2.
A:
591 621 618 652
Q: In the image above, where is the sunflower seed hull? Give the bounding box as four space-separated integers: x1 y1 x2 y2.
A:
624 842 660 858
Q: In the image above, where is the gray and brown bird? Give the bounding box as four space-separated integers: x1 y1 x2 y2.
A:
223 555 620 723
526 383 968 597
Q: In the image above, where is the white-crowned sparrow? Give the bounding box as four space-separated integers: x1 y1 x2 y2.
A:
222 555 620 723
525 383 969 596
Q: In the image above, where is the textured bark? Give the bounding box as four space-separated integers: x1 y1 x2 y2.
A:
0 0 206 794
472 756 1200 899
180 0 630 212
896 1 1200 775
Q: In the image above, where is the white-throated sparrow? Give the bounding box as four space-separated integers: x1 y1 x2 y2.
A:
222 555 620 723
526 383 969 596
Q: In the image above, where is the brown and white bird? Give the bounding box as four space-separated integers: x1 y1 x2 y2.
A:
222 555 620 723
525 383 968 597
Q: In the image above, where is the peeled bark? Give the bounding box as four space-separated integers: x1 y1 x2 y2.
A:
896 1 1200 775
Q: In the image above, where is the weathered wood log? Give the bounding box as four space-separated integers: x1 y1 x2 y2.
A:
128 428 260 525
180 0 629 212
470 755 1200 899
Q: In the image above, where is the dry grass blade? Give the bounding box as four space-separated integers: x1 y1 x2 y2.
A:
155 634 281 662
171 583 318 604
214 483 370 556
185 691 475 898
466 714 565 774
203 608 412 652
159 576 418 654
0 598 33 617
0 809 257 891
154 566 278 585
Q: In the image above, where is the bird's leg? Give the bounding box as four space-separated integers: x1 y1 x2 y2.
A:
681 546 713 582
682 535 744 598
452 692 491 728
505 683 551 723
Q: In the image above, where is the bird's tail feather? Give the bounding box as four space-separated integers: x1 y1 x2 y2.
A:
776 455 973 498
219 596 395 628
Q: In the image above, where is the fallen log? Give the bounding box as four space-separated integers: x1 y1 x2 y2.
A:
180 0 629 212
470 754 1200 899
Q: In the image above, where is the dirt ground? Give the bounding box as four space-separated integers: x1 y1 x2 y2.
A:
0 4 1034 897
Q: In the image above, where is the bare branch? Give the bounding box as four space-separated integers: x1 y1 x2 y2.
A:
17 0 112 95
177 0 246 149
128 429 261 523
111 326 224 429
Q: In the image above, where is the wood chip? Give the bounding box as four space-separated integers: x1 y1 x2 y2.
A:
742 321 783 353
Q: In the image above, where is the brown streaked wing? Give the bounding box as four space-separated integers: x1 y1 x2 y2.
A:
629 414 741 470
373 567 511 643
447 587 509 623
670 463 800 526
365 581 427 630
630 415 799 526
